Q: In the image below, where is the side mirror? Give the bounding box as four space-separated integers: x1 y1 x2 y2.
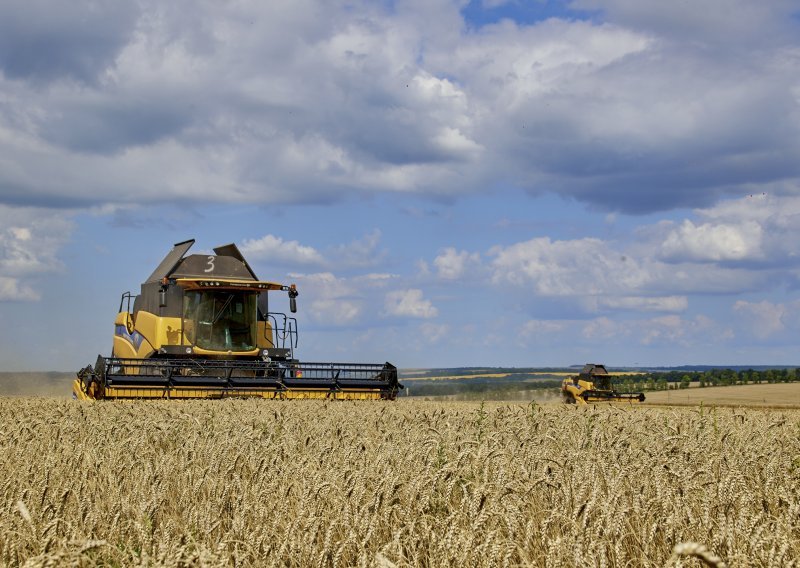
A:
289 296 297 313
159 287 167 308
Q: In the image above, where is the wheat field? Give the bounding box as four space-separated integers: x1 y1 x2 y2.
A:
644 382 800 408
1 398 798 567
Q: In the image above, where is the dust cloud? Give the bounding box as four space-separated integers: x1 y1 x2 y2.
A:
0 373 74 398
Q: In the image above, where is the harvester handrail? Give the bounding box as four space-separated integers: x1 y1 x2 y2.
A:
267 312 298 353
118 291 134 314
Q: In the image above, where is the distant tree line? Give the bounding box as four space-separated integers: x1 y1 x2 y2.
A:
617 368 800 392
402 368 800 398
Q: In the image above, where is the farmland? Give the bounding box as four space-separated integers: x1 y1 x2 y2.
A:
1 398 798 567
644 382 800 408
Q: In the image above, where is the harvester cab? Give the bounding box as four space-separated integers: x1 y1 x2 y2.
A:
74 239 400 401
561 364 645 405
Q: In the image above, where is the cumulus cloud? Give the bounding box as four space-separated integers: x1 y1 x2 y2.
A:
433 247 481 280
489 237 650 295
659 194 800 267
0 276 39 301
240 234 325 266
488 229 767 302
242 230 387 270
384 289 438 319
287 272 363 325
660 220 763 263
0 1 798 213
0 206 73 302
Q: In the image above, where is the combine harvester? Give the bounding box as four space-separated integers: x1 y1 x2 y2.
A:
74 239 401 400
561 364 645 405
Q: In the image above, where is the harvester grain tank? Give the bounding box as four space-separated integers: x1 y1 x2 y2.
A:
561 364 645 405
74 239 401 400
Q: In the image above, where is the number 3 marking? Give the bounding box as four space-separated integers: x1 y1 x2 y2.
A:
204 256 215 273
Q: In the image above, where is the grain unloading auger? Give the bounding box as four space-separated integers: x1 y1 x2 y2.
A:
561 364 645 405
73 239 401 401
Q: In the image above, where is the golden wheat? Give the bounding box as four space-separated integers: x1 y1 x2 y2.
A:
0 399 798 567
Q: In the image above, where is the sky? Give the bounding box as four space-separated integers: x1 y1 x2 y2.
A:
2 0 800 371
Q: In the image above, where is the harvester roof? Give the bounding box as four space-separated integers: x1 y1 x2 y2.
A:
580 363 609 377
146 239 261 283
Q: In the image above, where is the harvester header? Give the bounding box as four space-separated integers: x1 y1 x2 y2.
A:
74 239 400 400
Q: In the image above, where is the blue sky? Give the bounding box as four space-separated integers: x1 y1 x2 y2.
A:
2 0 800 371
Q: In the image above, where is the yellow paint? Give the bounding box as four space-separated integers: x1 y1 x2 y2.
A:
132 311 181 355
91 302 383 402
561 374 644 405
73 380 385 401
120 310 275 356
256 320 275 349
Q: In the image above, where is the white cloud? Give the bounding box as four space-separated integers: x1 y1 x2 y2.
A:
432 127 483 160
449 206 778 321
0 276 39 301
0 1 798 214
0 210 72 276
669 194 800 266
0 206 73 302
660 220 763 262
288 272 363 325
309 298 362 324
590 295 688 313
489 237 650 295
240 234 324 266
384 289 438 319
243 230 387 271
433 247 481 280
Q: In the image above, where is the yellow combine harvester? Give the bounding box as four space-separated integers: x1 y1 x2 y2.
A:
73 239 400 400
561 364 645 405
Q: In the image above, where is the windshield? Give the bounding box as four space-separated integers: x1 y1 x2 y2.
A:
183 290 257 351
593 375 612 390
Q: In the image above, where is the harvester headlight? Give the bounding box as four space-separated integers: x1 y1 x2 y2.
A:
185 347 193 354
